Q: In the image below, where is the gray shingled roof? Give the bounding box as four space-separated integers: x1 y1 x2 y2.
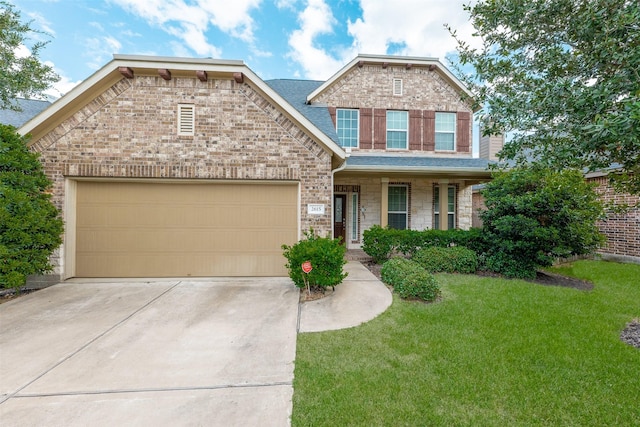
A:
345 155 493 171
0 98 51 128
265 79 341 145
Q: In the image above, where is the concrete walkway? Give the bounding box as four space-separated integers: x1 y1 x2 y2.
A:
298 261 392 333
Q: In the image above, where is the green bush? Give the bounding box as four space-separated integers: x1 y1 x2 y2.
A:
281 229 347 290
363 225 486 262
1 125 64 290
380 257 423 287
396 270 440 301
413 246 478 274
481 166 604 279
380 257 440 302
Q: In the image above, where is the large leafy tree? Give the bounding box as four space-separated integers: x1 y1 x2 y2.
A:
0 1 59 110
0 124 63 289
449 0 640 194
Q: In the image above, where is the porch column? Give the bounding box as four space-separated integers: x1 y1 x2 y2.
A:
439 179 449 230
380 177 389 227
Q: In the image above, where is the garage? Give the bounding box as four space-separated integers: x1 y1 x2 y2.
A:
74 180 298 277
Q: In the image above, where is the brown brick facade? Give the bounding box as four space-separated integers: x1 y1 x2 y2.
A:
30 75 335 273
311 64 473 154
590 176 640 260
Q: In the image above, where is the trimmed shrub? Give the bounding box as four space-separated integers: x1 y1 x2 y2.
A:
396 271 440 301
380 257 440 302
281 229 348 290
481 166 604 279
413 246 478 274
363 225 487 262
380 257 423 287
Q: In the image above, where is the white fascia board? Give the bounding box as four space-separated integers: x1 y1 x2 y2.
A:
306 54 475 103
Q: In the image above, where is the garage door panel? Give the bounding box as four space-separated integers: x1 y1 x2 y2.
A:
75 181 298 277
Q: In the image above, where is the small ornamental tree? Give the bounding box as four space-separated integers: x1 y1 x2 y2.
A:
0 124 63 289
281 229 347 292
480 166 604 279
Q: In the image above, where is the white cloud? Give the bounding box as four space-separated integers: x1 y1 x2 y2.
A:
348 0 480 63
26 12 56 36
85 36 122 70
287 0 354 80
109 0 262 58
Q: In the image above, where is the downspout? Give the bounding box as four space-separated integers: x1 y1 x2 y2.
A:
330 149 350 238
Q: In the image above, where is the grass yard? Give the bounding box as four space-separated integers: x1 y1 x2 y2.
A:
292 260 640 426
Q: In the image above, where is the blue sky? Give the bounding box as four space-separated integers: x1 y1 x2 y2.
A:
13 0 479 95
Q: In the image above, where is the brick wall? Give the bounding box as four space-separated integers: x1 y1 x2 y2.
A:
30 75 335 274
313 64 473 155
590 176 640 260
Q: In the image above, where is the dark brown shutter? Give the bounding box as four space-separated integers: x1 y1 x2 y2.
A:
409 110 422 150
457 111 471 153
359 108 373 149
328 107 337 127
424 110 435 151
373 109 386 150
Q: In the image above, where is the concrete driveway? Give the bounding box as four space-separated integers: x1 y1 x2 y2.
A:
0 277 299 426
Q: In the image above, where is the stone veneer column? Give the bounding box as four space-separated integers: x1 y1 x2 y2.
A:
380 177 389 227
439 179 449 230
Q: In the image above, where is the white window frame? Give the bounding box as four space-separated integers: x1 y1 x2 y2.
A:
388 185 408 230
351 193 359 241
336 108 359 148
434 185 456 230
435 112 456 151
386 110 408 149
177 104 195 136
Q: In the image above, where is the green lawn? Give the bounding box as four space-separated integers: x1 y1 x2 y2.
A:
292 260 640 426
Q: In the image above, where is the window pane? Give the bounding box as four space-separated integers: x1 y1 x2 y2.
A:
388 213 407 230
387 111 408 149
435 112 456 151
351 193 358 241
448 186 455 213
434 213 440 230
388 186 406 211
337 109 359 148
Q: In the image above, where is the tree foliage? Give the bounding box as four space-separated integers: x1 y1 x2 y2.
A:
0 124 63 289
449 0 640 194
480 166 604 279
0 1 59 110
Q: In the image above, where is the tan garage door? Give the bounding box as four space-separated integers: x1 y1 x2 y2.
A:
75 181 298 277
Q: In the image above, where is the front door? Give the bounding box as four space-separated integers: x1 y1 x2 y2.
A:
333 194 347 243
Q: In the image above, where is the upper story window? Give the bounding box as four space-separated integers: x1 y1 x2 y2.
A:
386 110 408 149
336 109 359 148
435 112 456 151
177 104 195 136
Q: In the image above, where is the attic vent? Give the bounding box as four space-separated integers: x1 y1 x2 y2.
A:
178 104 195 136
393 78 403 96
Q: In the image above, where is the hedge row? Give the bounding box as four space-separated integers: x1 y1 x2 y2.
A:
362 225 485 263
380 258 440 302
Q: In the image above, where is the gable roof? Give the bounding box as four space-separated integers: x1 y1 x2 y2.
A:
0 98 51 128
265 79 340 146
306 54 477 110
18 55 345 160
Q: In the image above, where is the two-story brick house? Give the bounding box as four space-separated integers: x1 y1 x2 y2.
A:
20 54 492 282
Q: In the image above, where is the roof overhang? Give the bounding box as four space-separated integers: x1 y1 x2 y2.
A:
307 54 478 111
19 54 346 160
